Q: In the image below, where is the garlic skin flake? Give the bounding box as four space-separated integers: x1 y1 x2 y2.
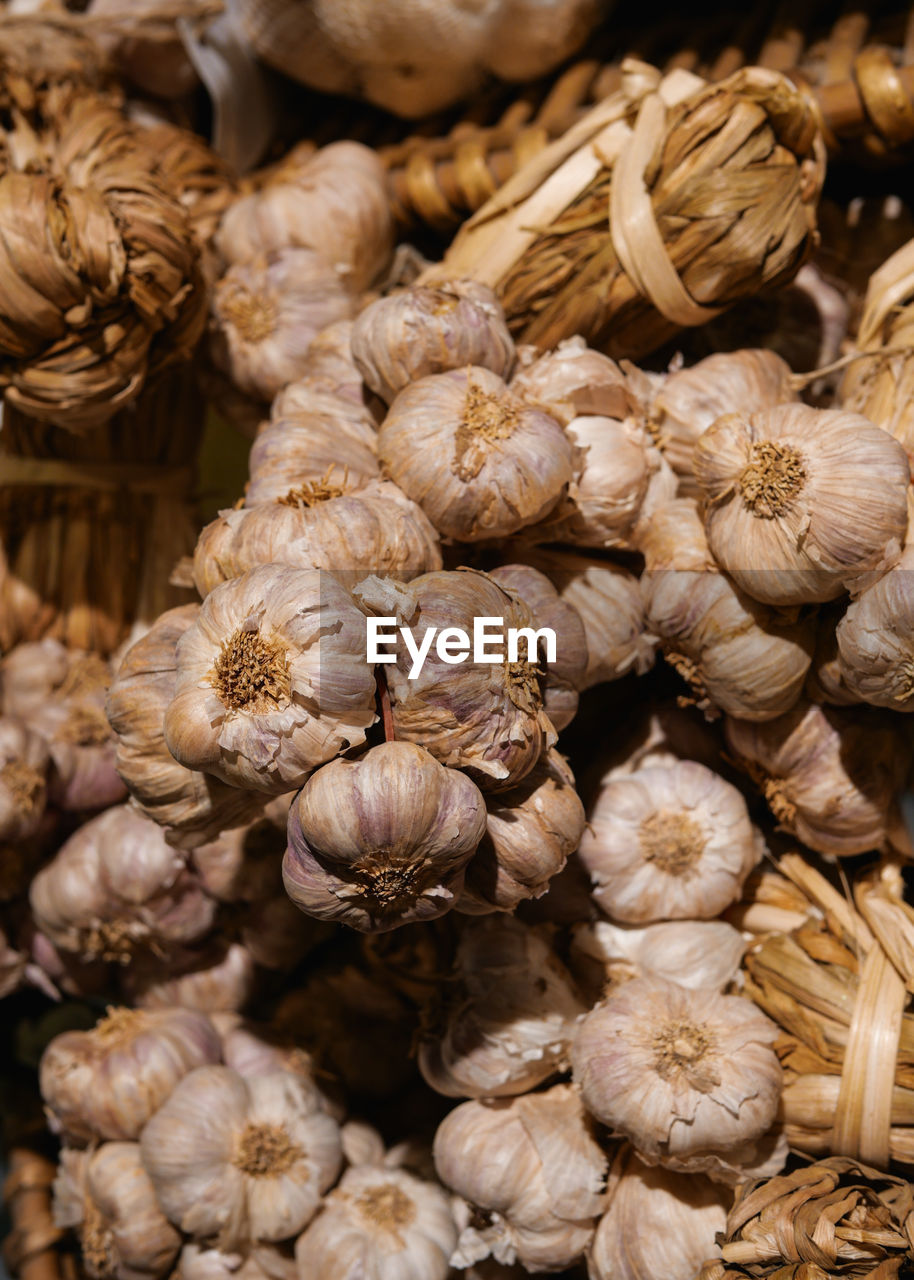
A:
140 1066 343 1247
836 540 914 710
579 760 763 923
294 1164 457 1280
165 564 376 795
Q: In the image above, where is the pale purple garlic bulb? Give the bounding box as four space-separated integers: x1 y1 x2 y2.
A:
164 564 377 794
0 716 50 840
283 741 486 932
291 319 366 406
244 412 378 508
120 939 257 1014
510 335 644 426
836 539 914 709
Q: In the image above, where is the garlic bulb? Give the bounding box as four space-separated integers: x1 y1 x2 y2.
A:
694 404 910 605
652 349 797 491
191 817 287 904
511 335 644 426
434 1084 607 1272
192 480 441 597
30 805 216 962
164 565 377 794
459 749 586 913
572 977 782 1170
140 1066 343 1246
724 699 908 857
836 540 914 709
270 375 378 447
53 1144 182 1280
640 498 815 720
351 280 515 404
219 1022 326 1108
418 915 585 1098
294 1164 457 1280
292 319 365 405
211 249 355 402
804 607 859 706
40 1005 221 1143
378 367 573 541
588 1146 728 1280
178 1244 296 1280
283 740 486 932
216 141 392 292
245 414 379 508
572 919 745 994
579 760 763 923
0 715 49 839
121 940 257 1014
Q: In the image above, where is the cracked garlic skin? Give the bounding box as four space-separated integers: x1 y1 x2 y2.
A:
434 1084 607 1273
579 760 763 923
140 1066 343 1247
164 564 376 795
40 1005 221 1143
572 977 782 1170
418 914 585 1098
0 715 49 840
378 366 573 541
284 741 486 932
694 404 910 606
351 279 515 404
53 1144 181 1280
836 540 914 709
294 1164 457 1280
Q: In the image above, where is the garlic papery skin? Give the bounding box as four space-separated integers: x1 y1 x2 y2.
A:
459 749 586 913
139 1066 343 1247
377 367 573 541
651 349 797 493
351 280 515 404
294 1164 457 1280
0 715 49 839
572 920 745 994
836 540 914 709
270 376 378 449
219 1023 330 1115
587 1146 728 1280
29 805 216 963
192 480 441 598
211 248 355 402
244 415 379 509
40 1006 221 1143
434 1084 608 1273
164 565 376 794
291 319 365 406
571 977 782 1169
578 760 763 923
355 570 555 790
417 915 585 1098
640 499 815 720
694 404 910 606
53 1144 181 1280
283 741 486 932
723 699 907 857
510 335 644 426
120 940 257 1014
178 1244 297 1280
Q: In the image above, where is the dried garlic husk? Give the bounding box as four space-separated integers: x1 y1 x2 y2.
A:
140 1066 343 1247
30 805 216 963
588 1145 728 1280
651 350 796 492
694 404 910 606
284 741 486 932
216 141 393 291
836 541 914 709
511 336 645 425
724 699 908 857
41 1005 220 1143
53 1143 181 1280
355 570 554 788
640 499 815 720
377 367 573 541
178 1244 296 1280
164 565 376 794
434 1084 608 1272
211 249 355 402
0 715 49 839
572 977 782 1170
572 919 745 994
459 749 586 913
121 940 257 1014
107 606 265 849
418 915 585 1097
351 280 515 404
579 760 763 922
294 1164 457 1280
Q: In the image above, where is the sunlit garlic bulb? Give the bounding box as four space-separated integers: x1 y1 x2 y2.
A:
694 404 910 606
378 367 573 541
53 1144 182 1280
294 1164 457 1280
140 1066 343 1247
418 915 585 1098
284 740 486 932
41 1005 221 1143
0 715 49 840
510 335 644 426
579 760 763 923
351 279 515 404
434 1084 607 1273
836 540 914 709
164 564 377 794
571 978 782 1169
572 919 745 997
